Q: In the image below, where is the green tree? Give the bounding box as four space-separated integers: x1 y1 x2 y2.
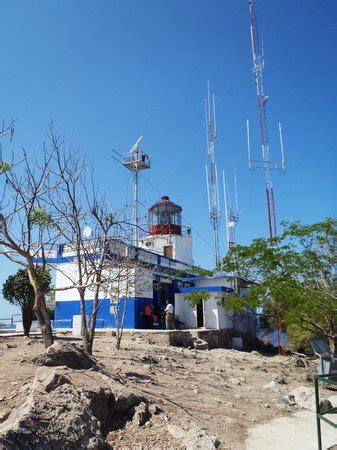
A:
184 290 210 308
2 268 51 336
220 218 337 355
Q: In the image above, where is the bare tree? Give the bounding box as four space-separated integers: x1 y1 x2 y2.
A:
48 130 139 354
0 138 61 347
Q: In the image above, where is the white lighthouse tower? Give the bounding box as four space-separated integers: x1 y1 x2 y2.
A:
139 196 193 266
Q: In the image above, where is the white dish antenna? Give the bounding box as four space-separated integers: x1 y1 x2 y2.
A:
82 226 92 238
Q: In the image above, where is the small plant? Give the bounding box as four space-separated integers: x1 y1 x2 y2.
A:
0 161 12 174
29 208 55 227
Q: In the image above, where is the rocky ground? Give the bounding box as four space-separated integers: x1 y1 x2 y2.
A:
0 333 333 449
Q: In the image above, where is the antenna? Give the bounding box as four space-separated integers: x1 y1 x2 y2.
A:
205 82 221 267
222 170 239 249
234 167 238 213
279 122 285 171
247 0 286 239
246 119 252 169
222 171 230 247
205 165 211 213
121 137 151 247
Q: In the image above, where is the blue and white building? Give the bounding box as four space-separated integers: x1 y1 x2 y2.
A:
51 195 256 346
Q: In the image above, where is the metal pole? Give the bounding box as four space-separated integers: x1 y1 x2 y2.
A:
314 377 322 450
134 171 139 247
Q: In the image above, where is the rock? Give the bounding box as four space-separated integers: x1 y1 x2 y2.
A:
303 372 313 383
168 424 220 449
132 401 149 426
294 358 306 368
251 351 261 356
0 383 105 449
32 367 70 393
140 355 159 365
264 375 287 390
32 341 98 370
4 343 17 349
263 380 277 390
0 411 10 424
149 404 162 415
228 377 244 386
192 339 209 351
0 364 154 449
286 386 332 412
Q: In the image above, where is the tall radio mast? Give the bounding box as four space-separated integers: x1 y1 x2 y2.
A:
247 0 285 239
205 82 221 267
222 170 239 249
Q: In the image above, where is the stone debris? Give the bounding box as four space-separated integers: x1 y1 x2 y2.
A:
131 401 149 426
264 374 287 390
0 364 154 449
192 338 209 350
32 341 99 370
285 386 332 412
167 423 220 449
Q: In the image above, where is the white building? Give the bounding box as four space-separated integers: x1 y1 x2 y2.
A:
52 195 256 348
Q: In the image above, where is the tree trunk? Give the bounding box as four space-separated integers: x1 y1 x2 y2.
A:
22 304 33 337
79 294 90 354
329 336 337 357
87 305 98 356
34 292 53 348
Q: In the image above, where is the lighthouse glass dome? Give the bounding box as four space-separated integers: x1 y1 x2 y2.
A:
148 196 182 235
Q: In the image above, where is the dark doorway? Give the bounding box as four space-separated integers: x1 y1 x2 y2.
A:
164 245 173 259
197 301 204 328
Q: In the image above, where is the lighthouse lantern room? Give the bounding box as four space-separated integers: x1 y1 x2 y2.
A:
139 196 193 266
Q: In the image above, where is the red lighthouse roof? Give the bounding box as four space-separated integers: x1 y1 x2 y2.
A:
148 196 182 236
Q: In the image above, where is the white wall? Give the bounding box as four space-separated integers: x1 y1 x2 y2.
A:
174 293 197 328
203 295 219 329
55 263 139 302
139 234 193 266
135 272 153 299
193 277 232 288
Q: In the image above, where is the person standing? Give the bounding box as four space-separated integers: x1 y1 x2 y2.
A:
164 300 175 330
144 303 153 328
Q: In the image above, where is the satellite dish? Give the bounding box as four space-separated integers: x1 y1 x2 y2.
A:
82 226 92 238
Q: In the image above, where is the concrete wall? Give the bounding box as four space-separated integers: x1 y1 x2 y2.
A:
139 234 193 266
203 295 219 329
193 277 231 288
174 293 197 328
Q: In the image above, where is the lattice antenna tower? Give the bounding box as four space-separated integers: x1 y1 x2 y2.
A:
222 169 239 249
246 0 286 239
121 137 151 247
205 82 221 267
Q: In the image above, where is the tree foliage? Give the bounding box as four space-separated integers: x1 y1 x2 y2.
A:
184 290 210 308
2 268 51 336
220 218 337 354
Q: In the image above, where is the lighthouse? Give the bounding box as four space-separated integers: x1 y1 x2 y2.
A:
139 196 193 266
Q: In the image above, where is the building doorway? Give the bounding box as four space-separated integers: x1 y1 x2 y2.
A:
196 301 204 328
164 245 173 259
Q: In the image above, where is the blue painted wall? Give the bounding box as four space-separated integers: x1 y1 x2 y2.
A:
54 297 152 329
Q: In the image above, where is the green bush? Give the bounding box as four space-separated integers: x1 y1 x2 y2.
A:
286 323 313 353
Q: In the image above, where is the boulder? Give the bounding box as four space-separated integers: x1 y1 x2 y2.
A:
32 341 98 370
286 386 332 412
0 366 153 449
264 374 287 390
167 424 220 449
192 339 209 351
131 401 149 426
32 367 70 393
0 383 105 449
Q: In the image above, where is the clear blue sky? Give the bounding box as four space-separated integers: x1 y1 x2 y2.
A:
0 0 336 317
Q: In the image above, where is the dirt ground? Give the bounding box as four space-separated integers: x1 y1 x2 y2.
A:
0 333 322 449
